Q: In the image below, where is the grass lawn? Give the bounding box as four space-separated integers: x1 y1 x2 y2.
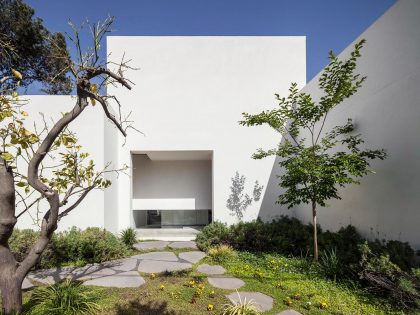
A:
19 247 414 315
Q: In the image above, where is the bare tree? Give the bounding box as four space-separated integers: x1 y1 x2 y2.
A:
0 18 135 313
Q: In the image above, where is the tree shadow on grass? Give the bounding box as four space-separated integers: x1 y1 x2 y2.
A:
115 299 179 315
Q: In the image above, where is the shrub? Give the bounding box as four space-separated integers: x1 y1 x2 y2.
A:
9 227 130 269
196 218 417 274
9 229 56 269
52 227 130 265
120 227 137 248
196 221 230 251
208 244 237 263
358 242 419 309
26 279 100 315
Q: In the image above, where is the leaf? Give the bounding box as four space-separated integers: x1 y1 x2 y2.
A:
90 98 96 106
11 68 23 80
1 152 14 161
16 182 26 187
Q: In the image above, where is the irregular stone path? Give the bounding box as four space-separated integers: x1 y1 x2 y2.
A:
134 240 170 251
23 241 303 314
277 310 303 315
197 263 226 275
208 276 245 290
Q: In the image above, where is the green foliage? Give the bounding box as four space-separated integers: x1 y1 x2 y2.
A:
320 248 341 282
358 242 420 309
197 219 417 276
195 221 230 251
8 229 54 269
52 227 130 266
240 40 386 260
222 292 261 315
240 39 386 210
0 0 71 93
26 279 100 315
207 244 237 263
9 227 130 269
120 227 137 248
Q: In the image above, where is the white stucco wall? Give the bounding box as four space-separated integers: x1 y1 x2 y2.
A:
261 0 420 249
14 96 106 231
106 36 306 229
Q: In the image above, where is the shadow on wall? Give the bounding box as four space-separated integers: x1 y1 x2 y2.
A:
258 155 296 222
227 171 263 221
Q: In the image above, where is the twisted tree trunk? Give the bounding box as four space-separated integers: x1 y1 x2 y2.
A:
0 158 22 313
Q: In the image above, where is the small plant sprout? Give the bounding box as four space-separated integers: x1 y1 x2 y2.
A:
222 291 261 315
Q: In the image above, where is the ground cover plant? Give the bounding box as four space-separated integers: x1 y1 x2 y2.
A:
197 220 420 312
1 239 417 314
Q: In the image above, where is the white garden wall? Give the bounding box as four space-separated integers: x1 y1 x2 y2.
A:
261 0 420 249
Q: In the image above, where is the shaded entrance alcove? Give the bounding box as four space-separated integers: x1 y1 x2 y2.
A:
131 151 213 228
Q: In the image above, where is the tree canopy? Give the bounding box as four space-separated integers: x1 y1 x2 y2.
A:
0 0 71 94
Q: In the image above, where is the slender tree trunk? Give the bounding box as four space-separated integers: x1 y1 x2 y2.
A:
312 200 318 261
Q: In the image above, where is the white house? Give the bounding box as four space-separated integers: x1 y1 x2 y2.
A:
17 0 420 248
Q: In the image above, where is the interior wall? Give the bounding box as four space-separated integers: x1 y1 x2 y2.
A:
132 154 212 210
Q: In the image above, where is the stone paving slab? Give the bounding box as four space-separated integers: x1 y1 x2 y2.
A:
196 264 226 275
132 251 179 261
276 310 303 315
75 266 117 281
178 251 206 263
134 241 170 251
102 258 138 272
226 292 274 312
22 277 34 290
83 271 145 288
208 276 245 290
138 260 192 273
28 266 75 284
168 241 198 249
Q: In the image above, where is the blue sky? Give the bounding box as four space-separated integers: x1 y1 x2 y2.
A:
26 0 395 94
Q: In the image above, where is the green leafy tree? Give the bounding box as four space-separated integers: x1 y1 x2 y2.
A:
0 0 71 93
240 40 386 260
0 18 134 314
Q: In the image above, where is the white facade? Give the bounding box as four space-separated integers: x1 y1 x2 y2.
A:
106 36 306 230
261 0 420 249
19 36 306 232
18 0 420 249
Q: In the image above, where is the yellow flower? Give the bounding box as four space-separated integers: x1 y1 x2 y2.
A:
159 284 165 290
189 280 196 287
21 111 28 117
284 297 293 306
209 290 215 297
207 304 214 311
150 273 156 279
284 263 288 267
319 301 328 309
